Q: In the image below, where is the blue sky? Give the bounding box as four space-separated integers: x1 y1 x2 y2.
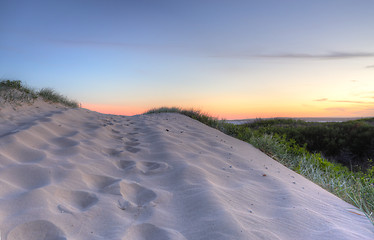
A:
1 0 374 118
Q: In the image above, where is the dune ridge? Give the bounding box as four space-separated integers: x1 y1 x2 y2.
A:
0 102 373 240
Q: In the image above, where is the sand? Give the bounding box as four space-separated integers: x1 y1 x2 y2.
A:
0 102 373 240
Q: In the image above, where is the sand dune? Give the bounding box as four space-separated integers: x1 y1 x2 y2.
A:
0 102 373 240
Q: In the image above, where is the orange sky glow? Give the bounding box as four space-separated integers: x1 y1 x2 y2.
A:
83 100 374 120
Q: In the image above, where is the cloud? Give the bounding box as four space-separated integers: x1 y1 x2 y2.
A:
315 98 374 104
324 107 346 112
49 38 158 50
366 65 374 68
211 51 374 60
333 100 372 104
258 51 374 60
314 98 328 102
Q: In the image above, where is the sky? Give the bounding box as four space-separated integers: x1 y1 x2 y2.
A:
1 0 374 119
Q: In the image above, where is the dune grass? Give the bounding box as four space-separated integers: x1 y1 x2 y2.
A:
145 107 374 225
147 107 222 128
0 80 38 104
0 80 79 108
38 88 79 108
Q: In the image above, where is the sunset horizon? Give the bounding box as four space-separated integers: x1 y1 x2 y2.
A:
81 102 373 120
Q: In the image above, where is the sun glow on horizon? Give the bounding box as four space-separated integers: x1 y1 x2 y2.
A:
82 100 374 120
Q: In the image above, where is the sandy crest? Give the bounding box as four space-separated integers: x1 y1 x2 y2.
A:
0 103 373 240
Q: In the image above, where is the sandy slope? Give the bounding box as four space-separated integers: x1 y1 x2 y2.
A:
0 103 373 240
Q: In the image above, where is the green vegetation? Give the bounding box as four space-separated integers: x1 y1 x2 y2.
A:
0 80 79 108
38 88 79 108
243 118 374 172
147 107 222 128
0 80 38 104
145 107 374 224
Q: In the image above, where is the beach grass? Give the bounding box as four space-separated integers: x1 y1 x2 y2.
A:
145 107 374 224
38 88 79 108
0 80 38 104
0 80 79 108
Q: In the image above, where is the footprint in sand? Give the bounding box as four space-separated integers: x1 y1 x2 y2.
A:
115 160 136 170
51 147 79 157
119 181 156 207
123 223 187 240
55 189 99 211
1 144 46 163
103 147 123 157
128 137 139 142
82 173 120 191
110 134 123 140
125 141 140 147
0 165 50 190
48 136 80 157
125 146 141 153
137 161 170 175
50 137 79 148
111 129 120 134
115 160 169 175
7 220 66 240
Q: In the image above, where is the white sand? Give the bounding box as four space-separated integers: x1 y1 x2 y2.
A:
0 102 373 240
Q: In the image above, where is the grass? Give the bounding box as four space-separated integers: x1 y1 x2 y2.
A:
38 88 79 108
0 80 38 104
0 80 79 108
146 107 222 128
145 107 374 225
243 118 374 172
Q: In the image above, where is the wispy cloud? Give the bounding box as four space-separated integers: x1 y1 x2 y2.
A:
314 98 328 102
315 98 374 104
366 65 374 68
212 51 374 60
324 107 346 112
258 51 374 60
48 38 163 50
333 100 371 104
